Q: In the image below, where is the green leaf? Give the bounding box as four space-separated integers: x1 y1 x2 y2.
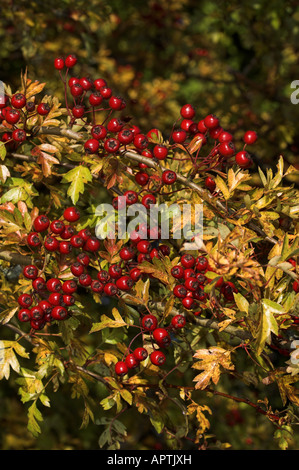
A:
27 401 43 437
62 165 93 204
255 300 282 355
0 142 7 161
89 308 127 333
233 293 249 314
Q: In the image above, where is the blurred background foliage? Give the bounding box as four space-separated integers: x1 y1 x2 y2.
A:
1 0 299 450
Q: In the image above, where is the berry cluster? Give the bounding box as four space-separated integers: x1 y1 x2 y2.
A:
0 91 50 151
114 313 187 376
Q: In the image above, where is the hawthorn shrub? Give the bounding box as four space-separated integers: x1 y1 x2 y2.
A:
0 56 299 450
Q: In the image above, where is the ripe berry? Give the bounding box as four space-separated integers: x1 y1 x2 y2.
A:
71 262 85 277
197 119 208 133
162 170 177 185
116 276 134 291
108 264 122 279
91 124 107 140
79 77 93 91
209 126 223 139
205 176 216 193
104 138 120 153
130 268 142 282
33 215 50 232
103 282 118 296
109 96 126 110
32 277 46 291
5 108 20 124
63 206 80 222
133 134 149 150
115 361 128 376
118 128 134 145
204 114 219 129
27 232 41 248
153 328 171 348
79 273 92 287
135 171 149 186
65 54 77 68
60 225 75 239
153 144 168 160
195 256 208 272
18 293 33 308
185 277 200 292
77 253 90 266
62 280 77 294
141 193 156 209
59 241 72 254
23 265 38 280
18 309 31 322
46 278 62 293
221 281 238 301
70 235 84 249
99 86 112 99
78 229 91 242
219 141 236 158
30 305 44 321
11 93 26 109
137 240 151 254
171 129 187 144
133 347 148 361
94 78 107 90
181 119 194 132
173 285 188 298
119 246 135 260
218 130 233 143
107 118 124 133
181 254 195 269
48 293 63 306
171 265 185 279
171 315 186 329
39 300 52 314
293 280 299 293
37 103 50 116
44 236 59 252
180 104 195 119
97 270 110 283
125 353 139 369
54 57 65 70
243 130 257 145
30 319 45 330
91 280 104 293
182 297 195 309
62 295 75 307
124 190 138 205
72 105 85 118
12 128 26 143
84 236 100 252
150 350 166 366
51 305 68 320
84 138 99 154
235 151 253 169
141 314 158 331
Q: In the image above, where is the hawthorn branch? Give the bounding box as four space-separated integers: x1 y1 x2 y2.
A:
0 250 41 266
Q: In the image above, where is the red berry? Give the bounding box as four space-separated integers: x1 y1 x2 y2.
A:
218 130 233 143
107 118 124 133
293 280 299 293
32 277 46 291
221 281 238 301
37 103 50 116
205 176 216 193
60 225 75 240
171 314 186 329
135 171 149 186
77 253 90 266
97 270 110 283
153 144 168 160
91 280 104 293
27 232 41 248
180 104 195 119
153 328 171 348
59 241 72 254
182 297 195 309
235 151 253 169
218 141 236 158
197 119 208 133
84 138 99 154
108 264 122 279
23 265 38 280
133 133 149 150
104 138 120 153
30 305 44 321
124 190 138 205
125 353 139 369
243 130 257 145
70 235 84 249
173 284 188 298
141 314 158 331
48 293 63 306
181 254 195 269
91 124 107 140
79 77 93 91
18 293 33 308
141 193 156 209
62 295 75 307
33 215 50 232
116 275 134 291
63 206 80 222
72 105 85 118
5 108 20 124
84 236 100 252
99 86 112 99
51 305 68 320
109 95 126 110
79 273 92 287
130 268 142 282
185 277 200 292
18 308 31 322
54 57 65 70
171 129 187 144
162 170 177 185
62 280 77 295
47 223 62 243
115 361 128 376
65 54 77 68
11 93 26 109
171 265 185 279
118 128 134 145
89 92 103 107
94 78 107 90
137 240 151 254
204 114 219 129
150 350 166 366
68 77 79 87
119 246 135 260
46 278 62 293
103 282 118 296
133 347 148 361
71 262 85 277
